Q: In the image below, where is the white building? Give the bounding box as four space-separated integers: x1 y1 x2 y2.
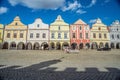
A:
27 18 49 50
109 20 120 49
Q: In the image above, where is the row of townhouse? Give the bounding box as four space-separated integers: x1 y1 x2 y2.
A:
0 15 120 50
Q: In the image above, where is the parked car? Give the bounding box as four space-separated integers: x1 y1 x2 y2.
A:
97 47 111 51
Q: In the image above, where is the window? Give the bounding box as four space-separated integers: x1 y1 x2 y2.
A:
64 33 67 39
80 33 82 38
13 33 17 38
93 33 96 38
104 34 107 38
30 33 33 38
20 33 23 38
112 35 114 39
73 26 76 30
117 28 118 31
58 33 61 39
7 33 10 38
85 26 88 30
99 33 102 38
37 24 40 27
98 27 101 30
36 33 40 38
51 33 54 39
42 33 46 38
15 22 18 25
86 33 88 39
58 26 60 30
117 34 119 39
80 26 82 30
72 33 76 38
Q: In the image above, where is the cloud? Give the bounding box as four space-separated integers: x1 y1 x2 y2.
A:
89 19 96 23
101 0 110 5
62 1 81 11
0 7 8 14
8 0 65 10
76 9 86 14
86 0 96 8
104 0 110 3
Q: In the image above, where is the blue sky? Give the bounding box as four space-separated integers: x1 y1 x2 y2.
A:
0 0 120 26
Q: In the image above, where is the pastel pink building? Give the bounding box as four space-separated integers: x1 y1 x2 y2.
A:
70 19 90 49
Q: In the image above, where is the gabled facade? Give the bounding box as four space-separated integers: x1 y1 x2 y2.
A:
27 18 49 50
0 24 4 49
70 19 90 49
109 20 120 49
3 16 27 49
50 15 70 50
90 18 110 49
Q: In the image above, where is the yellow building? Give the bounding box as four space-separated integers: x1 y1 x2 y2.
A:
3 16 27 49
50 15 70 50
0 24 4 49
90 18 110 49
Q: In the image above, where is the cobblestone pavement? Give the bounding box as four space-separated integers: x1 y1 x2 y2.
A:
0 49 120 80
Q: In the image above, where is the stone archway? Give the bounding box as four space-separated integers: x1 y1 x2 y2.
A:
99 42 104 48
111 43 114 49
50 42 55 50
91 42 98 49
26 42 32 50
79 43 84 49
17 42 25 50
71 43 77 50
85 43 90 49
2 42 9 49
10 42 16 49
116 43 120 49
34 42 39 50
0 43 3 49
56 42 61 50
41 42 49 50
105 43 109 48
62 42 69 49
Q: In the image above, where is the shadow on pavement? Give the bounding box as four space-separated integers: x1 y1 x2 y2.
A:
0 58 120 80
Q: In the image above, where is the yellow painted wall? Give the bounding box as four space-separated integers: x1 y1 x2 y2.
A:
50 15 70 47
90 18 110 47
4 16 27 44
0 24 4 43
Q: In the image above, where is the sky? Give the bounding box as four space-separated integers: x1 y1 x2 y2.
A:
0 0 120 27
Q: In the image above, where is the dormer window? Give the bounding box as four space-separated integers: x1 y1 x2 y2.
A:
15 22 18 25
37 24 40 27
